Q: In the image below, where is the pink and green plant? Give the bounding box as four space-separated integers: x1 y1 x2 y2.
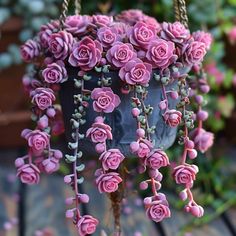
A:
17 8 214 236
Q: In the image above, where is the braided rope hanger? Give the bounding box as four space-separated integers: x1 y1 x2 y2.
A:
59 0 188 29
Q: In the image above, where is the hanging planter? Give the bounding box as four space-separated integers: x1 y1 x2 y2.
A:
16 0 214 235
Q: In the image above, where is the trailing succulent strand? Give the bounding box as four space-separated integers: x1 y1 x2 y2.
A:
64 77 98 235
85 66 125 234
130 85 171 222
18 8 214 236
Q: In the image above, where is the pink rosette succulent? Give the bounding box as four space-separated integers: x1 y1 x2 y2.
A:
144 149 169 169
128 21 157 49
21 129 50 154
20 39 41 62
190 128 214 153
77 215 98 236
144 194 171 222
64 15 91 36
16 163 40 185
192 31 213 50
38 20 60 48
116 9 144 26
48 31 74 60
182 41 207 66
173 164 199 188
163 109 182 127
86 116 112 143
142 15 161 32
42 61 67 83
119 58 152 85
69 36 103 71
146 39 177 69
161 21 190 44
110 22 129 38
99 149 125 171
97 26 121 48
42 158 60 174
96 172 122 193
31 87 56 110
92 15 113 27
130 139 153 158
106 42 137 68
91 87 121 113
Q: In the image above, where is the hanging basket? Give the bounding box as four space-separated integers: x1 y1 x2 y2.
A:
17 0 214 235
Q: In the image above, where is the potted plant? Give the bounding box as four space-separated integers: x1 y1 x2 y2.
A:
15 0 214 235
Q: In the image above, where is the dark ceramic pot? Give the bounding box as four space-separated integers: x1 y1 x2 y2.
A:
59 68 187 157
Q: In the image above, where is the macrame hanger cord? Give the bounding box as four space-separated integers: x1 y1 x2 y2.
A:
74 0 82 15
59 0 70 29
174 0 188 28
59 0 82 29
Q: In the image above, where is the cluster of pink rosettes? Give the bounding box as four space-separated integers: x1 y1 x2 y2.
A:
86 116 124 194
20 10 212 85
15 80 64 184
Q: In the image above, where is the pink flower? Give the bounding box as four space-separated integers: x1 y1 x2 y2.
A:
161 22 190 44
21 129 50 154
91 87 121 113
17 164 40 185
99 149 125 171
106 42 137 68
119 58 152 85
64 15 90 36
31 87 56 110
97 26 121 48
92 15 113 27
228 26 236 44
144 194 171 222
38 20 60 48
42 61 67 83
145 149 169 169
128 22 157 49
69 36 102 71
86 117 112 143
190 128 214 153
173 164 198 188
142 15 161 32
163 109 182 127
146 39 177 69
182 41 207 66
96 172 122 193
77 215 98 236
116 9 145 26
42 158 59 174
192 31 213 50
20 39 41 62
185 202 204 218
130 139 153 158
48 31 74 60
110 22 129 38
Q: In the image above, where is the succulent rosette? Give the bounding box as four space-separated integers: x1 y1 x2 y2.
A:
18 7 213 234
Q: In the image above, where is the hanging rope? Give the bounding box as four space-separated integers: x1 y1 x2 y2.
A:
59 0 70 29
174 0 188 28
74 0 82 15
